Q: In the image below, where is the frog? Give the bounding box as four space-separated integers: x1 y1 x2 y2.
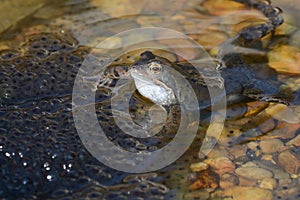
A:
129 50 290 110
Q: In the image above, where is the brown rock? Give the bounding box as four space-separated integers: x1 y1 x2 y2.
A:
259 178 277 190
235 167 273 180
227 145 247 159
278 150 300 175
257 117 277 135
260 139 285 154
247 141 259 150
207 157 236 175
238 176 257 187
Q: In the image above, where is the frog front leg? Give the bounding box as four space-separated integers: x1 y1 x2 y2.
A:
98 64 130 87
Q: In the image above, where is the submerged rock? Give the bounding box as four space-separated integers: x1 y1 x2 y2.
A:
235 166 273 180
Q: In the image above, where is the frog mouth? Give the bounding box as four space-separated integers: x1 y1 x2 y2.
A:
130 70 155 85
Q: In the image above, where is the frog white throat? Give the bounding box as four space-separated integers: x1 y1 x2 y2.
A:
130 71 176 106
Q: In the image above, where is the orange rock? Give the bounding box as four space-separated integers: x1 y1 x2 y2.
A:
189 169 219 190
193 31 228 50
202 0 246 16
268 45 300 75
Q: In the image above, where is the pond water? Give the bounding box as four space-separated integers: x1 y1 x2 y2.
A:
0 0 300 199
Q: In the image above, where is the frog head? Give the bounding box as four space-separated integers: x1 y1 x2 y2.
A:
130 51 177 106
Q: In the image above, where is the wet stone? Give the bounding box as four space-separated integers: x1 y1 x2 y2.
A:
238 176 258 187
278 150 300 175
206 157 236 175
253 160 291 180
259 177 277 190
247 141 259 150
227 145 247 160
259 139 285 154
268 45 300 74
235 166 273 180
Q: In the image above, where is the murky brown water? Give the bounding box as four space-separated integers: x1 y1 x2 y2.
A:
0 0 300 199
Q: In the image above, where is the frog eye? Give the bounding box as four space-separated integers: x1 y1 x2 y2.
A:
149 62 162 74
